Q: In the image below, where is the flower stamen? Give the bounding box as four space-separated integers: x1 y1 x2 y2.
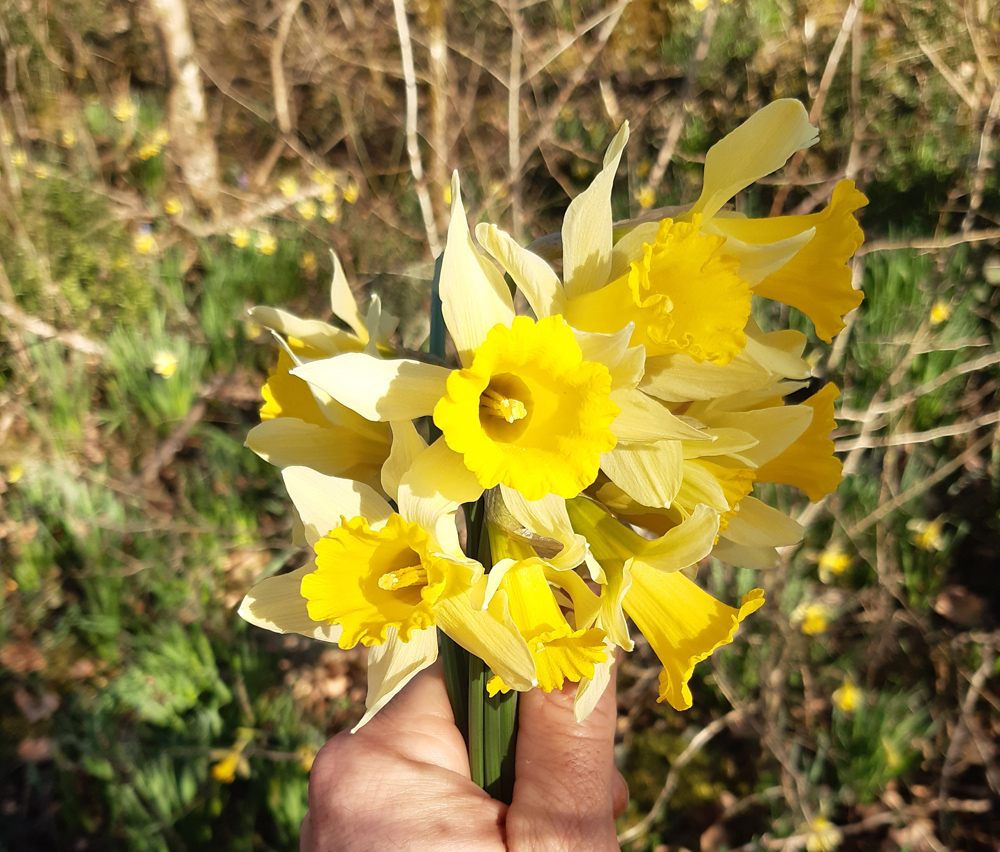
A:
479 386 528 424
378 562 428 591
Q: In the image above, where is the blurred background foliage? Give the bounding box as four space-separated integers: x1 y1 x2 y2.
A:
1 0 999 849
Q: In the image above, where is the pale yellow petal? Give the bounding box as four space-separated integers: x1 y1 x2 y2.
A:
610 387 713 443
722 496 804 547
248 306 360 355
563 122 629 300
711 538 780 570
692 100 818 220
641 351 770 403
292 354 451 421
380 421 428 504
476 223 565 319
608 221 659 281
681 427 758 459
437 591 536 691
715 227 815 286
441 173 515 365
743 322 810 380
638 503 720 571
602 440 684 509
573 643 616 722
709 405 813 467
246 418 389 480
239 564 342 643
498 485 588 572
398 437 484 556
572 327 645 391
329 250 368 340
353 627 438 731
282 466 392 544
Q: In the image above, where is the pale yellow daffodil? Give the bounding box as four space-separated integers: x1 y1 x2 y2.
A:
239 439 536 729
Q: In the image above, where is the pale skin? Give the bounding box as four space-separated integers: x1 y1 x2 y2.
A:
301 662 628 852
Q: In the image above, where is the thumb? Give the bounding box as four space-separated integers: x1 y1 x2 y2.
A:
506 669 622 852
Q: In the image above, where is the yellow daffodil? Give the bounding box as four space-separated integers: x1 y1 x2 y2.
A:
239 443 535 730
246 253 392 488
164 197 183 216
278 175 299 197
930 299 951 325
230 227 251 249
805 816 843 852
794 601 831 636
567 497 765 710
153 127 170 147
832 679 862 714
152 350 178 378
138 143 161 160
818 547 851 582
297 199 318 220
343 177 360 204
907 516 946 551
134 232 157 255
112 96 136 122
257 232 277 256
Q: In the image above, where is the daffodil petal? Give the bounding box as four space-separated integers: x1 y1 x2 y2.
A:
292 354 451 421
498 485 589 572
743 323 810 380
709 404 813 467
623 568 765 710
398 437 484 557
681 427 759 459
476 223 566 319
247 418 389 481
711 538 780 570
641 351 771 403
574 642 616 722
572 326 645 390
716 227 815 286
637 503 720 571
608 221 659 281
381 421 428 503
248 306 361 355
437 591 536 691
563 122 629 300
352 626 438 731
692 100 818 220
602 440 683 509
282 466 392 544
329 250 368 340
441 173 515 365
610 387 712 443
722 496 804 547
238 564 342 643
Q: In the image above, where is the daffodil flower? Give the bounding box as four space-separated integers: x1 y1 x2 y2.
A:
291 177 711 506
246 253 393 491
239 437 536 730
566 497 764 710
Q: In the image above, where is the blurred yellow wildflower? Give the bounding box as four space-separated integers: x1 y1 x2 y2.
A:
442 183 452 205
883 737 903 770
164 197 183 216
572 160 590 179
11 150 26 168
930 299 951 325
297 199 318 220
489 179 508 200
152 351 179 378
637 184 656 209
832 679 861 713
210 730 253 783
153 127 170 147
301 250 317 273
112 96 136 122
805 816 842 852
818 547 851 583
795 602 831 636
257 232 277 256
322 185 337 204
322 203 340 223
311 169 333 187
33 165 49 179
138 143 161 161
7 463 24 484
278 175 299 197
61 129 76 146
113 255 131 270
907 517 945 551
636 158 651 178
295 745 315 772
133 232 157 255
343 177 359 204
0 129 11 145
230 227 251 249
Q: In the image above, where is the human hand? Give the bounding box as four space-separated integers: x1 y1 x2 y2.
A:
300 662 628 852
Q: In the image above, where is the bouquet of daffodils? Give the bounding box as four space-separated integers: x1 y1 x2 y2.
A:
238 100 866 799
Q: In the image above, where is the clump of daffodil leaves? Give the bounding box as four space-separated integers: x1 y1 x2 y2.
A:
239 100 866 730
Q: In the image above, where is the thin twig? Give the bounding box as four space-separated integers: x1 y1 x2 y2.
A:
270 0 303 136
645 0 718 196
962 82 1000 233
507 10 523 241
856 227 1000 255
392 0 442 257
835 409 1000 451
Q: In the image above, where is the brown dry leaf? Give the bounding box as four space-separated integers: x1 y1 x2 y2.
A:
0 641 47 673
889 818 941 852
18 737 52 762
14 688 60 722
